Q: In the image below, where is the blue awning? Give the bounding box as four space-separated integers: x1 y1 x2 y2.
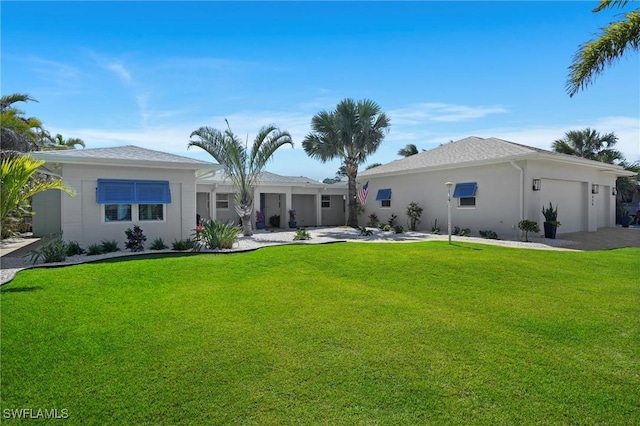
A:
97 179 171 204
375 188 392 201
452 182 477 198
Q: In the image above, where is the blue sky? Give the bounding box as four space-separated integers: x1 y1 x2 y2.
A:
2 1 638 181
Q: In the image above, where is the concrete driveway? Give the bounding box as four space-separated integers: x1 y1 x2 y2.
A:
554 226 640 251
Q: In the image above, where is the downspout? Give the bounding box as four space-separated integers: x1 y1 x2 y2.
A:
510 161 524 233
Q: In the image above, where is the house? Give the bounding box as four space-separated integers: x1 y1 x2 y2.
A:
196 171 348 228
30 146 220 247
357 136 636 238
30 145 349 247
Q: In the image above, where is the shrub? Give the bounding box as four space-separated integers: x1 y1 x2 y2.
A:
86 243 104 256
459 228 471 237
387 213 398 226
367 213 379 227
518 220 540 242
406 202 423 231
479 230 499 239
65 241 84 256
198 220 241 249
27 235 67 264
358 226 373 236
172 238 195 251
542 202 561 227
124 225 146 252
150 237 168 250
269 214 280 228
100 239 119 253
293 229 311 241
431 219 440 234
382 224 392 232
394 225 405 234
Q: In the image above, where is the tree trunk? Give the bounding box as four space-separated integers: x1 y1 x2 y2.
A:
346 172 358 228
242 213 253 236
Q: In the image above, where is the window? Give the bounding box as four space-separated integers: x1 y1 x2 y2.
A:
105 204 131 222
216 193 230 209
376 188 392 208
321 195 331 208
98 179 171 223
139 204 164 221
453 182 477 208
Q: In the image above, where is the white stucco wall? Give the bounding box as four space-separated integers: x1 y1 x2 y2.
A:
360 158 620 238
57 164 198 247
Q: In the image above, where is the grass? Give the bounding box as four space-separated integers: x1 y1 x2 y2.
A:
1 242 639 424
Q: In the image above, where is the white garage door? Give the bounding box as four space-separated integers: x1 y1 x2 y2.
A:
540 179 587 233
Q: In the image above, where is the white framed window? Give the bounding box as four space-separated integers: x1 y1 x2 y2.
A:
453 182 477 209
216 193 230 210
376 189 392 208
105 204 132 222
321 195 331 208
139 204 165 221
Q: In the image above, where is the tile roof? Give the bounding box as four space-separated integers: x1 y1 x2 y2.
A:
360 136 629 177
31 145 215 168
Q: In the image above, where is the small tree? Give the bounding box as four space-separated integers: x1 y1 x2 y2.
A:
518 220 540 242
406 202 424 231
125 225 146 252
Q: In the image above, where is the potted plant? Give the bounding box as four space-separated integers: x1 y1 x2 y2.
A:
288 209 297 229
256 210 265 230
619 207 631 228
542 202 561 239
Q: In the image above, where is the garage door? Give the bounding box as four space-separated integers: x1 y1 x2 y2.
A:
540 179 587 233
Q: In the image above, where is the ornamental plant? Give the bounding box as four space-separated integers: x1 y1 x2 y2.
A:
367 213 379 227
542 202 561 226
256 210 265 223
406 202 423 231
518 220 540 242
288 209 296 222
125 225 146 252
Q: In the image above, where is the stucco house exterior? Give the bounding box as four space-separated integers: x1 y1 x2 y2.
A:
357 136 635 238
196 171 348 228
30 145 348 247
31 146 220 247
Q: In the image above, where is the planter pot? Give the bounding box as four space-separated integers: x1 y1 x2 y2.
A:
543 222 557 239
256 222 265 230
620 216 631 228
288 221 297 229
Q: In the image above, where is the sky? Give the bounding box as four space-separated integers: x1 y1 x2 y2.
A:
2 1 639 181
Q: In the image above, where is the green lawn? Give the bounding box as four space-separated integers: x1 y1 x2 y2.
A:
1 242 639 424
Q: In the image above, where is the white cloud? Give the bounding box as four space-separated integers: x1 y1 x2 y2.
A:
390 103 509 124
107 62 132 82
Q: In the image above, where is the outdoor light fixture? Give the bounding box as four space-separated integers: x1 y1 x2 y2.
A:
532 179 541 191
612 187 618 196
445 182 454 245
592 184 599 194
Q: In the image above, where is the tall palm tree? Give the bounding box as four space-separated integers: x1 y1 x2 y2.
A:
47 133 86 150
302 98 390 227
567 0 640 97
552 128 623 163
0 93 45 152
188 120 293 236
397 143 419 157
1 154 75 224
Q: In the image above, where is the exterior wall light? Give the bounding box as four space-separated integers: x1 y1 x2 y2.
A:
592 184 599 194
532 179 541 191
612 187 617 196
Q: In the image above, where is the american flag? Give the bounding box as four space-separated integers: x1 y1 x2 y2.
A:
356 181 369 205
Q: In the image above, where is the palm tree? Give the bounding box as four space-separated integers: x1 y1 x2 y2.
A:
397 143 419 157
552 128 623 163
1 154 75 225
567 0 640 97
0 93 45 152
47 133 86 150
302 98 390 227
188 120 293 236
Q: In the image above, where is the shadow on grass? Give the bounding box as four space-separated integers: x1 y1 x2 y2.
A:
1 286 43 293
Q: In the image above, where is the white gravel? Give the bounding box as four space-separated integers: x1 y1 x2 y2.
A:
0 227 577 285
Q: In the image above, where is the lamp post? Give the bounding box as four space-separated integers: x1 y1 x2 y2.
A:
445 182 453 245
